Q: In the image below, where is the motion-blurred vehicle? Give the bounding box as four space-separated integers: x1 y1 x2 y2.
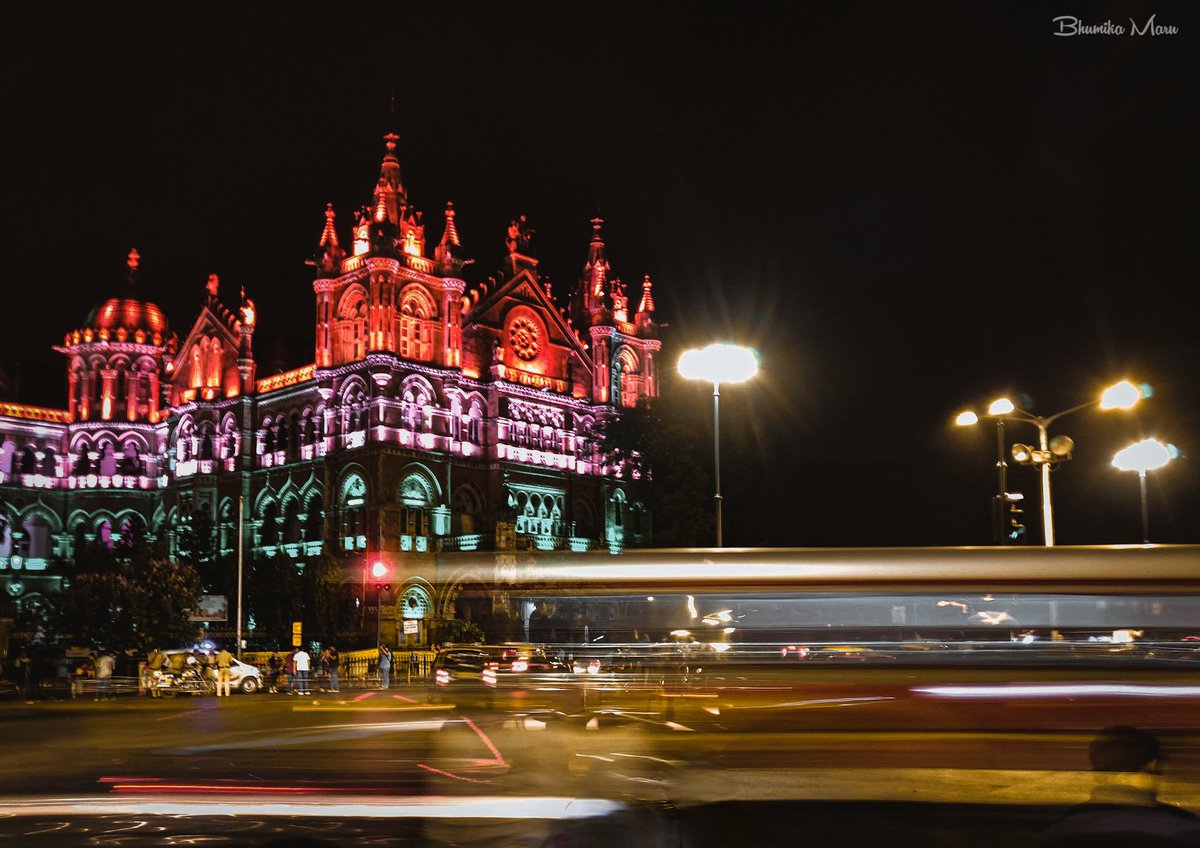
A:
430 643 586 715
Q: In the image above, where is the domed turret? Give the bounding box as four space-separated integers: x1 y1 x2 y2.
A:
54 249 176 423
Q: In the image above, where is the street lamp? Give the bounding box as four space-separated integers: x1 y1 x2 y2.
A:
1112 438 1176 544
370 560 391 647
956 381 1143 547
678 343 758 547
955 398 1020 544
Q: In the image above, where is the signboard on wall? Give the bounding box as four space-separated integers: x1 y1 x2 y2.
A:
292 620 302 648
403 619 419 635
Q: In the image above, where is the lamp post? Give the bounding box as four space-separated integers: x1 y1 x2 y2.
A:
1112 438 1175 544
678 343 758 547
956 381 1142 547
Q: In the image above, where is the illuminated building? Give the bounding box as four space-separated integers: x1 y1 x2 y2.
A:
0 135 660 626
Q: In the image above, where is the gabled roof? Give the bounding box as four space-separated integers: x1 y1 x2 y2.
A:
173 295 242 366
463 267 591 373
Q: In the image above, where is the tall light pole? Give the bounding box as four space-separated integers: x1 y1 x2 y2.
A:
678 343 758 547
1113 438 1175 543
956 381 1142 546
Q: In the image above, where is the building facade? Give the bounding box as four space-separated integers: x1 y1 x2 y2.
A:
0 135 661 633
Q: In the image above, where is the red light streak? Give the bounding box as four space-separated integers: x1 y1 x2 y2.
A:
416 763 489 783
462 716 505 766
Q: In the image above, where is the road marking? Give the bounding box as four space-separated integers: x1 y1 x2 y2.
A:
153 708 206 722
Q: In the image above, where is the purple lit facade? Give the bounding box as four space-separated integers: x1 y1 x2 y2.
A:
0 136 660 629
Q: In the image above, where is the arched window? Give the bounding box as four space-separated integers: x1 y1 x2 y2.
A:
260 501 279 546
98 520 113 549
98 442 117 477
303 495 323 543
468 402 483 443
38 447 56 477
120 441 141 475
451 486 483 535
340 474 367 550
282 499 302 545
21 514 52 559
19 446 37 475
398 472 434 539
399 291 434 361
614 348 640 409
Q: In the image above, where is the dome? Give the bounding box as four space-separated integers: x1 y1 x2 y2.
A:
83 297 170 336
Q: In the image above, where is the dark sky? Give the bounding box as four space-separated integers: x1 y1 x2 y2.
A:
2 2 1196 546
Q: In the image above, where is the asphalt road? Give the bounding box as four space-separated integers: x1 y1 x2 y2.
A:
3 675 1200 808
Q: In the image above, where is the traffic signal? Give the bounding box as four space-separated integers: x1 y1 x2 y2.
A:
1005 492 1026 542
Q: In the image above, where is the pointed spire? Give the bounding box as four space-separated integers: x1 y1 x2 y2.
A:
637 275 655 314
434 201 465 273
320 202 339 247
373 132 404 225
583 217 609 298
440 201 460 248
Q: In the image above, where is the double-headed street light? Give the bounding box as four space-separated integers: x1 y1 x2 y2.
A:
956 381 1142 547
678 343 758 547
1112 438 1177 544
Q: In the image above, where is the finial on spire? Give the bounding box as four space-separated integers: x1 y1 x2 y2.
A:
206 274 219 298
126 247 141 286
239 285 256 328
590 217 604 241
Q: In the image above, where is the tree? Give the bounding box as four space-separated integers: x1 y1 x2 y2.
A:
301 554 345 644
55 546 201 649
600 392 714 547
245 553 300 646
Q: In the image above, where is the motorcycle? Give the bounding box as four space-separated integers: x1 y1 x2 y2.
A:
154 666 215 697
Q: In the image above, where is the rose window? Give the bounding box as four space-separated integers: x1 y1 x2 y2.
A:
508 316 540 361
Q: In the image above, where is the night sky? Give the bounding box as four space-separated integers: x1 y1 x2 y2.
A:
3 3 1196 547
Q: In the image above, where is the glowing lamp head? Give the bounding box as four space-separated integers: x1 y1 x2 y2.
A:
1100 380 1141 410
1113 438 1172 474
987 398 1015 416
678 343 758 385
955 411 979 426
1011 443 1034 464
370 561 388 580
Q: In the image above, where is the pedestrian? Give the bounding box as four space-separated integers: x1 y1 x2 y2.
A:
293 646 311 695
326 645 340 693
145 646 166 697
94 650 115 701
378 644 392 689
267 651 282 693
215 645 234 697
1041 725 1200 846
284 649 297 694
15 650 33 702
